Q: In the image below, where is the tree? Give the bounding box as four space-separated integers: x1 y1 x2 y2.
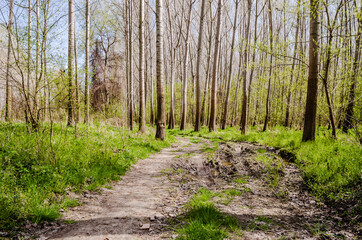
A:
139 0 146 133
155 0 166 139
194 0 207 132
240 0 252 134
221 0 239 130
180 0 194 131
67 0 75 126
262 0 274 132
209 0 223 132
343 2 361 133
285 0 301 127
84 0 90 124
302 0 320 141
5 0 14 122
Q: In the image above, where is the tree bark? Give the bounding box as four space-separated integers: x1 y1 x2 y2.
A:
240 0 252 134
67 0 75 126
84 0 90 124
221 0 239 130
5 0 14 122
128 0 134 130
302 0 320 141
155 0 166 139
262 0 274 132
194 0 207 132
180 1 193 131
139 0 146 133
209 0 223 132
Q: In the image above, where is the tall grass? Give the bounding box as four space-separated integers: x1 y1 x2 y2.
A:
0 122 174 233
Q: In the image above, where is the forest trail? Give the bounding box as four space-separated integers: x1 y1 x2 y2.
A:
39 136 356 240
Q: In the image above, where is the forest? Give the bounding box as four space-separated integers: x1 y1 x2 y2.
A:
0 0 361 239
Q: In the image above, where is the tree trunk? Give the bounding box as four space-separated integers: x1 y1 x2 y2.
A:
263 0 274 132
285 0 301 127
221 0 239 130
128 0 134 130
240 0 252 134
194 0 207 132
67 0 75 126
343 4 361 133
84 0 90 124
5 0 14 122
74 21 80 123
139 0 146 133
180 1 193 131
302 0 320 141
209 0 223 132
155 0 166 139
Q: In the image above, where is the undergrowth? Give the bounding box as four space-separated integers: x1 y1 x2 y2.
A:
0 122 174 234
168 126 361 202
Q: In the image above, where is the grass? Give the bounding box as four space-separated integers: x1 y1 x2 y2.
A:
0 122 174 234
176 188 239 240
168 126 362 202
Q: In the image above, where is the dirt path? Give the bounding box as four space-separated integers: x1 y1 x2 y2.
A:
36 136 357 240
38 137 191 240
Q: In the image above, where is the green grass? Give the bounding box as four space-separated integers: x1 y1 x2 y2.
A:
176 188 239 239
168 126 362 201
0 122 174 234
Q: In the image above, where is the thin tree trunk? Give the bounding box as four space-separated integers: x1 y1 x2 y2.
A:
27 0 31 122
128 0 134 130
67 0 75 126
139 0 146 133
180 1 193 130
263 0 273 132
155 0 166 139
195 0 207 132
240 0 252 134
343 4 361 133
209 0 223 132
5 0 14 122
84 0 90 124
221 0 239 130
74 21 80 123
285 0 301 127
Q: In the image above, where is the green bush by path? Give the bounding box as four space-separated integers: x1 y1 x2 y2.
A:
0 123 174 233
168 126 362 201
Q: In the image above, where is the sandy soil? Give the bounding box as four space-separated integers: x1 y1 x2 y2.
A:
29 137 358 240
